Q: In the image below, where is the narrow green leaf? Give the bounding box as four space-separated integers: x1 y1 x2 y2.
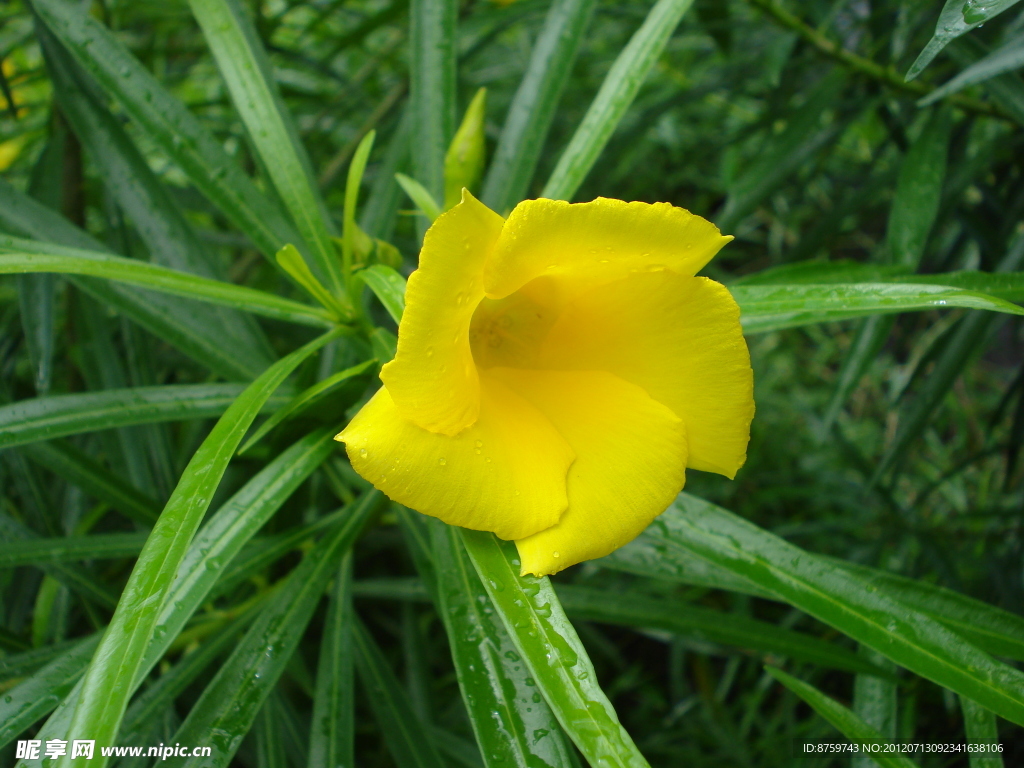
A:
0 178 273 380
141 429 340 677
0 635 100 749
37 20 276 374
256 692 288 768
410 0 457 205
168 496 376 768
733 282 1024 335
731 260 908 286
444 88 487 210
188 0 347 299
212 506 356 600
21 440 161 525
0 240 334 328
308 552 355 768
17 273 55 394
542 0 694 201
118 608 258 745
57 329 341 768
0 383 286 450
461 530 649 768
556 585 893 678
830 558 1024 663
18 126 67 395
361 110 410 241
32 0 307 263
0 533 147 568
959 697 1005 768
343 131 376 293
430 523 574 768
887 108 952 267
353 616 446 768
604 523 1024 664
0 515 118 610
765 667 920 768
906 0 1022 80
852 648 898 768
0 636 94 681
359 264 407 324
921 30 1024 105
19 437 341 753
239 361 374 455
637 494 1024 727
821 315 896 435
889 270 1024 299
275 244 349 318
481 0 596 214
395 172 443 222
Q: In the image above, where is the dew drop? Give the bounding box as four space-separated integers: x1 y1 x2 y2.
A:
359 448 368 457
552 551 560 558
438 457 447 465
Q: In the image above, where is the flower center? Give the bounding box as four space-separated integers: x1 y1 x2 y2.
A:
468 276 563 370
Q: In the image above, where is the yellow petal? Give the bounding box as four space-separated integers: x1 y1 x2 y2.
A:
482 197 731 300
491 368 688 577
337 376 574 540
541 273 753 478
380 190 504 435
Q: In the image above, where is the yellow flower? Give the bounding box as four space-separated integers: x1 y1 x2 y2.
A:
338 191 754 576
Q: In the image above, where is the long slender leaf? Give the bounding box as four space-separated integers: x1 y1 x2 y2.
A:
557 586 892 678
542 0 694 201
21 440 161 525
462 530 649 768
603 522 1024 663
188 0 346 300
921 30 1024 105
887 109 952 267
239 361 374 455
352 616 446 768
359 264 406 323
0 178 271 380
0 533 147 568
481 0 596 213
0 634 100 749
409 0 457 205
56 329 341 768
308 552 355 768
167 496 375 768
636 494 1024 727
36 20 277 375
118 608 260 745
0 383 287 450
734 282 1024 334
766 667 920 768
852 648 898 768
140 429 341 677
906 0 1023 80
0 239 334 327
0 515 118 609
15 432 339 750
32 0 307 264
430 523 573 768
959 697 1005 768
823 108 953 432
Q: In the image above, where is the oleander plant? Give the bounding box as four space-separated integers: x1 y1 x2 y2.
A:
1 0 1024 765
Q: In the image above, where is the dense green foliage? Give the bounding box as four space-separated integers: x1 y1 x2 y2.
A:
1 0 1023 765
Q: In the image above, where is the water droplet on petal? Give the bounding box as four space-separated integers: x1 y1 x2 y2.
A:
438 457 446 466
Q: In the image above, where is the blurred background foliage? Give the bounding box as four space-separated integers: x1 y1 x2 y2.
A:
1 0 1023 765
